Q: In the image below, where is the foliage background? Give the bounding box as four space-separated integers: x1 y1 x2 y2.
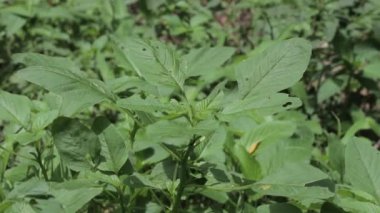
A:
0 0 380 212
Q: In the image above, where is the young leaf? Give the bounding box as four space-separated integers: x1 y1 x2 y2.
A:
0 90 32 127
113 37 186 91
235 38 311 98
183 46 235 77
52 117 101 171
231 143 261 180
345 140 380 203
16 53 116 116
196 127 227 166
92 116 130 173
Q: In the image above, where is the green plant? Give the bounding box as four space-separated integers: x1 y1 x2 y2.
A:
1 0 380 212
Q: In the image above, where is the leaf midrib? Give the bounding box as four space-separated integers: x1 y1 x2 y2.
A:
242 46 288 99
354 143 380 202
22 66 112 101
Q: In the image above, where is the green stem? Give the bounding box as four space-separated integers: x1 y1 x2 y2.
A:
35 146 49 181
171 136 200 212
118 187 126 213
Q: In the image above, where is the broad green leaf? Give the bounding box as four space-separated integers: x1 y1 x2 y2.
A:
235 38 311 98
0 90 32 127
254 163 333 200
345 140 380 203
257 203 302 213
257 163 328 186
318 79 341 103
92 117 129 173
52 117 101 171
196 127 227 166
125 172 164 190
117 94 186 114
96 52 114 81
80 171 122 188
32 110 59 131
34 199 65 213
222 93 302 115
336 185 378 204
135 118 218 147
50 181 102 213
204 167 250 192
333 197 380 213
113 37 186 91
328 135 346 178
231 143 261 180
16 53 116 116
7 178 49 199
241 120 296 149
183 46 235 77
106 76 159 95
5 202 36 213
256 126 314 176
363 61 380 79
198 188 229 204
136 119 193 147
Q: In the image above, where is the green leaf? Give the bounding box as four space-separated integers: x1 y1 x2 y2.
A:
92 116 130 173
52 117 101 171
117 94 185 114
231 143 261 180
183 46 235 77
34 199 65 213
318 79 341 103
258 163 328 186
136 119 193 147
113 37 186 91
16 53 116 116
196 127 227 166
257 203 302 213
222 93 301 115
7 178 50 199
0 90 32 127
241 120 296 148
333 197 380 213
256 126 314 176
125 172 164 189
235 38 311 98
5 202 36 213
345 140 380 203
328 136 346 178
50 180 102 213
363 61 380 79
254 163 333 200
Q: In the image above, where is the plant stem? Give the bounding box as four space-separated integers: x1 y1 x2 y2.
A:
171 136 200 212
35 148 49 181
118 187 126 213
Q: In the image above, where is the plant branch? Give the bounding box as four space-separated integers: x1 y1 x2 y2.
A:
171 135 201 212
35 145 49 181
118 187 126 213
